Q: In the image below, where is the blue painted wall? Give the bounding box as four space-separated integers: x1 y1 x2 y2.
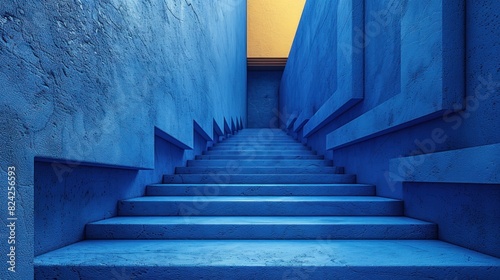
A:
0 0 247 278
281 0 500 258
247 70 282 128
34 133 204 256
281 0 339 115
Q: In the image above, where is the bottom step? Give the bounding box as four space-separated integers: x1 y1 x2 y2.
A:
35 240 500 279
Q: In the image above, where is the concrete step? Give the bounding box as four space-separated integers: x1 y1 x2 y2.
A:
233 130 287 133
85 216 437 240
146 183 376 196
175 166 343 174
230 134 291 138
203 150 316 156
216 142 304 146
229 134 292 137
230 133 289 139
223 140 299 144
186 159 334 167
225 136 296 139
34 240 500 280
226 139 296 143
195 155 324 160
229 132 290 135
118 196 403 216
209 145 309 151
162 174 356 184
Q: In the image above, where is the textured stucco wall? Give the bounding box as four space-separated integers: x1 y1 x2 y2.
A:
0 0 246 278
247 70 282 128
247 0 305 57
281 0 500 258
280 0 340 113
34 134 194 256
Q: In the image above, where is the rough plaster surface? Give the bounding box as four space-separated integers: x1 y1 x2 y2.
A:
390 143 500 184
34 135 187 256
0 0 246 278
404 182 500 258
34 240 500 279
280 0 339 116
326 0 464 150
280 0 500 258
295 0 364 138
247 71 281 128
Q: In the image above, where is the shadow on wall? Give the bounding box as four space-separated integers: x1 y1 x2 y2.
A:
34 129 213 256
404 182 500 258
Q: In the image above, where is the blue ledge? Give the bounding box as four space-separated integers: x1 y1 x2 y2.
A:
388 143 500 184
293 110 312 132
326 0 464 150
286 112 298 130
303 0 364 137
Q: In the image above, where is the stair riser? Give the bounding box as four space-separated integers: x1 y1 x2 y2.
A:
222 141 299 145
195 155 324 160
187 160 333 167
175 167 342 174
118 201 403 216
209 146 309 151
228 137 295 140
203 151 316 156
162 174 356 184
216 143 304 147
228 134 292 137
86 224 437 240
187 159 333 166
34 266 500 280
146 184 376 196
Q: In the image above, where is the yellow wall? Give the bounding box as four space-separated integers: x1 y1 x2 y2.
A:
247 0 306 58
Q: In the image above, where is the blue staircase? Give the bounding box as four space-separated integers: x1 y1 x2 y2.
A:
35 129 500 279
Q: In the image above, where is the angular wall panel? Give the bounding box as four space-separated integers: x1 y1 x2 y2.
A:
302 0 364 137
389 143 500 184
327 0 465 150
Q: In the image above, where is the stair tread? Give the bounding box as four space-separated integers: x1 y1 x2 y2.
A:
123 196 399 202
35 239 500 268
175 166 341 174
149 183 373 187
163 173 356 184
164 174 352 177
146 183 375 196
220 141 300 143
187 159 333 165
89 216 430 225
210 151 311 154
204 150 314 153
195 155 324 159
